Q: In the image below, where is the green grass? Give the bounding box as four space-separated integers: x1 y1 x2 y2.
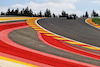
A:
92 17 100 25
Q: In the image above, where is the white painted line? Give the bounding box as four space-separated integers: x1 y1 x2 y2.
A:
35 18 100 48
85 18 100 30
0 59 30 67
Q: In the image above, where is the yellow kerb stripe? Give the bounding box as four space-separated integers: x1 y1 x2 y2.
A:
96 26 100 27
30 25 37 26
32 27 40 28
27 23 35 25
53 37 68 40
66 41 84 45
45 34 58 36
34 29 43 30
83 46 100 50
0 17 33 21
38 31 50 33
0 56 39 67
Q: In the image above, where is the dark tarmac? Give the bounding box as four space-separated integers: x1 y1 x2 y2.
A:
9 26 100 66
38 18 100 47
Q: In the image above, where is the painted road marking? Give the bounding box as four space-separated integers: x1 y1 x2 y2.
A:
38 31 50 33
83 46 100 50
26 18 100 51
66 41 84 45
0 16 99 67
0 17 33 22
0 17 42 67
0 59 30 67
86 19 100 29
45 34 59 36
31 27 40 28
0 56 39 67
53 37 69 40
33 28 41 30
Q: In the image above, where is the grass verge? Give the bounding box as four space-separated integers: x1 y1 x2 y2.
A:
92 17 100 25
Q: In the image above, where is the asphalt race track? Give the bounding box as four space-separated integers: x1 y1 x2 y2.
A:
9 27 100 66
38 18 100 47
8 17 100 66
1 17 100 67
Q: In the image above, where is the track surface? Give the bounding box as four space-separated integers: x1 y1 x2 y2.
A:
9 27 100 66
38 18 100 47
1 17 100 66
8 18 100 66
